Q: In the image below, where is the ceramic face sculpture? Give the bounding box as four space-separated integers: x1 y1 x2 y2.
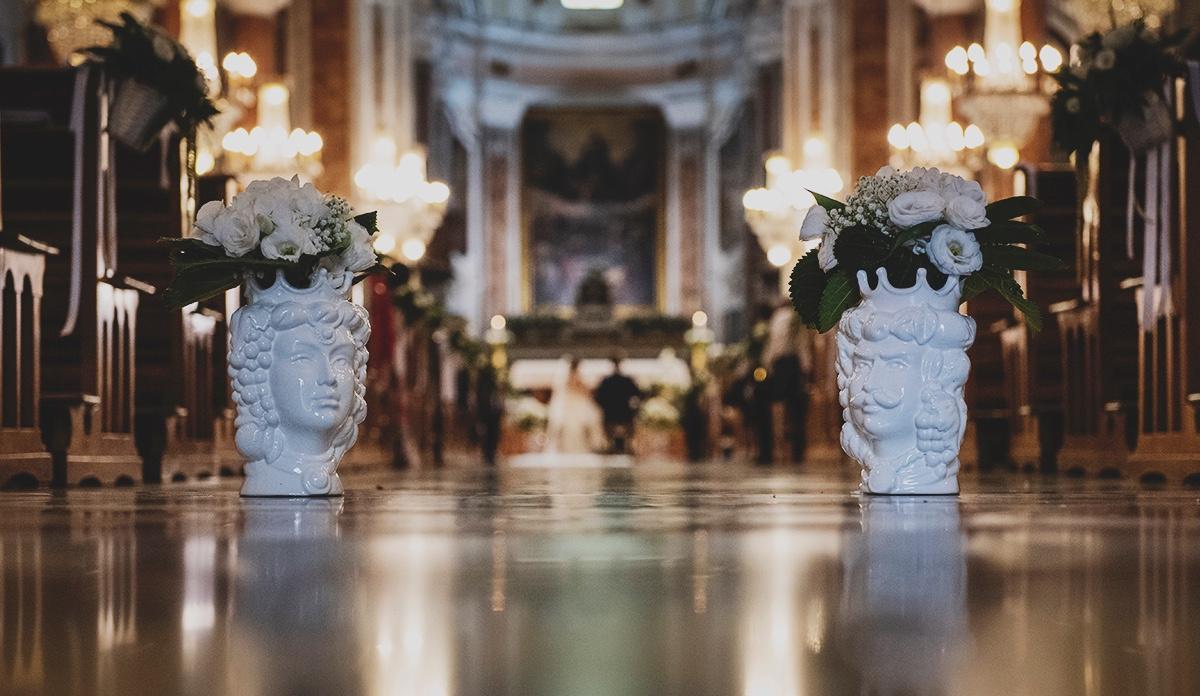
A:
230 270 370 496
836 268 976 495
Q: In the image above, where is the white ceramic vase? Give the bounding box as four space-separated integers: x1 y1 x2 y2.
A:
229 268 371 497
835 267 976 495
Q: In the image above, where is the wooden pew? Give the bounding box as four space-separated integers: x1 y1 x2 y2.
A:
1049 135 1141 477
997 165 1077 473
0 67 144 486
1124 76 1200 483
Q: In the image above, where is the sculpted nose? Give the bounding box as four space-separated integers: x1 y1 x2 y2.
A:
315 359 336 386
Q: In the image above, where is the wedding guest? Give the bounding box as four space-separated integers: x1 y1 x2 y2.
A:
763 300 813 463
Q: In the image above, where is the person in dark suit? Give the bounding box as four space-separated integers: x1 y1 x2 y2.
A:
593 355 642 454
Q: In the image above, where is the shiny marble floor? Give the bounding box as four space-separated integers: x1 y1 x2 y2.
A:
1 463 1199 696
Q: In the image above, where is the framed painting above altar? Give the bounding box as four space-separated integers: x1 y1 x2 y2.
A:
521 107 665 311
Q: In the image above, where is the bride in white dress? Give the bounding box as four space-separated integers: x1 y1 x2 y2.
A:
544 357 607 454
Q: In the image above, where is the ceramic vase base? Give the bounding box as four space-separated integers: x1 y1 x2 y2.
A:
861 477 959 496
240 469 345 498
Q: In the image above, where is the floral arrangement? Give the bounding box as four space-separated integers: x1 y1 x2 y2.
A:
84 12 218 138
1050 20 1186 156
638 396 680 431
509 396 549 432
162 176 380 309
791 166 1059 332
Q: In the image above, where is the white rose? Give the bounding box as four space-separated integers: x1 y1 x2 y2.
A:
209 206 261 257
342 238 379 273
944 195 990 230
291 182 329 220
799 205 829 241
888 190 946 228
1093 48 1116 71
817 228 838 271
191 200 224 246
938 174 986 205
926 225 983 276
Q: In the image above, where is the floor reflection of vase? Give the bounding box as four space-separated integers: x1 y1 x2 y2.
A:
836 497 969 693
229 498 358 693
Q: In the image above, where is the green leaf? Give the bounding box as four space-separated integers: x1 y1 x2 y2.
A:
788 249 827 328
889 219 939 253
816 271 859 333
960 274 989 301
981 245 1066 271
808 190 845 211
976 221 1046 245
833 225 890 273
971 268 1043 332
985 196 1042 222
161 266 241 310
354 211 379 235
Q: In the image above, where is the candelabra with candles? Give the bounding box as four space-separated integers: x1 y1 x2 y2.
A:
943 0 1063 169
221 83 324 182
354 136 450 264
887 78 986 175
742 136 844 289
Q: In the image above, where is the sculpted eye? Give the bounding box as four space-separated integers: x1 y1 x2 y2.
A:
887 359 907 369
290 354 310 364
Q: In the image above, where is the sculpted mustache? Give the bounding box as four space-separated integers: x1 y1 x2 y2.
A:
851 388 903 410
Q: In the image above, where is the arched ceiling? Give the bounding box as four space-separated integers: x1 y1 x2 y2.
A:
430 0 775 32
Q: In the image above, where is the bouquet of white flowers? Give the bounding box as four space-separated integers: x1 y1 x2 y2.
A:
790 166 1060 332
162 176 380 308
638 396 680 431
509 397 549 432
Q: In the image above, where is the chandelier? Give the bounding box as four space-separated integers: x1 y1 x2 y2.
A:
743 136 844 276
354 136 450 263
35 0 155 64
887 78 986 174
221 83 323 182
944 0 1063 169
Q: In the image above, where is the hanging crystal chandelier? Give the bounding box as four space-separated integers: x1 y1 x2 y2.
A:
944 0 1063 169
354 136 450 263
221 83 323 182
35 0 155 65
887 78 986 174
742 136 844 280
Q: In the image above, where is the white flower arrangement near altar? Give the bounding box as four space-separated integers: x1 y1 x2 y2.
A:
162 176 381 308
510 397 549 432
791 166 1061 333
638 396 680 431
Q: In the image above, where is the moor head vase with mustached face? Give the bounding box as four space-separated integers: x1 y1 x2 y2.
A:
229 269 370 497
836 268 976 495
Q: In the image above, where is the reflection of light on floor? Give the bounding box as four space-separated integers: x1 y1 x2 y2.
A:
366 534 455 696
491 530 507 612
740 523 834 696
181 536 217 664
96 532 137 652
0 537 44 690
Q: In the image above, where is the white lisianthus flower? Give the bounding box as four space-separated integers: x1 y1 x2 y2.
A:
799 205 829 241
191 200 225 246
888 190 946 228
260 214 317 261
875 165 897 177
927 225 983 276
817 228 838 271
944 195 991 230
291 182 329 221
207 206 261 257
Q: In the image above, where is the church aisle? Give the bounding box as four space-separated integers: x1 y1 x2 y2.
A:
1 464 1198 696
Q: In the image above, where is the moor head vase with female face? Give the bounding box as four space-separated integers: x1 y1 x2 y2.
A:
836 268 976 495
229 269 370 496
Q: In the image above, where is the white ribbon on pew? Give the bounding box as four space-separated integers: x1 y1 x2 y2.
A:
62 65 90 337
1137 85 1176 331
1190 61 1200 127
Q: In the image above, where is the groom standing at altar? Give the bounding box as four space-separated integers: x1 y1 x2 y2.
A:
594 354 642 454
